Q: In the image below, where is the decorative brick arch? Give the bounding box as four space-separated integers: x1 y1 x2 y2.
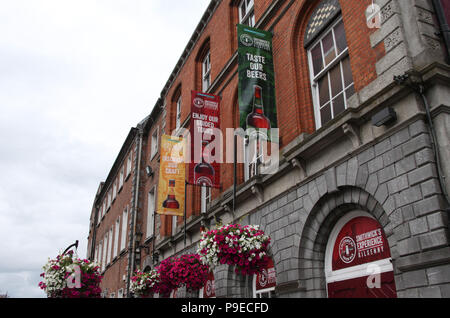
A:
289 0 324 134
297 186 396 297
194 37 211 91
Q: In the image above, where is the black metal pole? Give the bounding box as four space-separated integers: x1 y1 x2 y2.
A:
63 240 79 255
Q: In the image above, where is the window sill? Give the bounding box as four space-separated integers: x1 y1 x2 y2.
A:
144 235 155 245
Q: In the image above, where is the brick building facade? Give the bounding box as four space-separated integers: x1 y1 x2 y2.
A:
87 0 450 298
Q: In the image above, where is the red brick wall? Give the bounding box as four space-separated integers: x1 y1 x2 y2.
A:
159 0 384 234
92 0 389 295
93 140 136 294
340 0 385 92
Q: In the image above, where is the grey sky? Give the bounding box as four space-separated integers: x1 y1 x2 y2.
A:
0 0 211 298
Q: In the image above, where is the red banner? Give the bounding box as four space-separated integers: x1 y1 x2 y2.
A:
188 91 221 188
332 217 391 271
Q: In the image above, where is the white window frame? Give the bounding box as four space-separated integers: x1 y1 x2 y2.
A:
201 185 211 214
176 96 182 129
307 17 353 130
107 190 112 210
112 180 117 201
151 127 159 159
202 51 211 92
127 153 132 177
119 166 124 190
108 228 113 265
98 240 103 270
97 206 102 225
121 207 128 252
114 217 120 259
239 0 255 27
102 201 106 218
146 187 156 239
102 236 107 272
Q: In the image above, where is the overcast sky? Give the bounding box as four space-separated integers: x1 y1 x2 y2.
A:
0 0 211 298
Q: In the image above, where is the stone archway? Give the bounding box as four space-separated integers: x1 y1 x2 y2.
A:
324 211 397 298
297 186 396 298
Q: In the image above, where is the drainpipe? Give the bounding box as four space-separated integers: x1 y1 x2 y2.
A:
89 205 99 261
126 125 144 297
432 0 450 64
394 73 450 223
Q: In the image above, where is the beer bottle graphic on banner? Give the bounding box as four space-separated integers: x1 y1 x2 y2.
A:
194 140 215 186
246 85 271 139
162 179 180 209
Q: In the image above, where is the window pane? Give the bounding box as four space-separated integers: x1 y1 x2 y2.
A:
311 43 323 76
329 64 343 97
333 93 345 116
341 56 353 87
318 75 330 106
240 1 246 17
346 84 355 99
334 20 347 54
322 31 336 65
320 103 332 126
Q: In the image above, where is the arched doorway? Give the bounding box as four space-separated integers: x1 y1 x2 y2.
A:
325 211 397 298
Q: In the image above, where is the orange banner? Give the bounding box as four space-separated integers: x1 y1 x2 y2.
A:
157 135 185 216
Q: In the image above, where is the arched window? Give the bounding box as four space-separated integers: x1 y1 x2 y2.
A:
202 51 211 92
171 85 182 131
238 0 255 27
195 38 211 92
305 0 355 129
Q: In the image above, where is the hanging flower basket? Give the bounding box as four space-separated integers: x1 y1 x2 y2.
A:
156 257 180 296
197 224 271 275
171 254 210 292
130 269 160 298
38 251 102 298
156 254 209 296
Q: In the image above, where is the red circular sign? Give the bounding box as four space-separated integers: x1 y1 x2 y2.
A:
338 236 357 264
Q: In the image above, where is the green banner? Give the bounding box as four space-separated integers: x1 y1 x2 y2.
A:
237 24 277 142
